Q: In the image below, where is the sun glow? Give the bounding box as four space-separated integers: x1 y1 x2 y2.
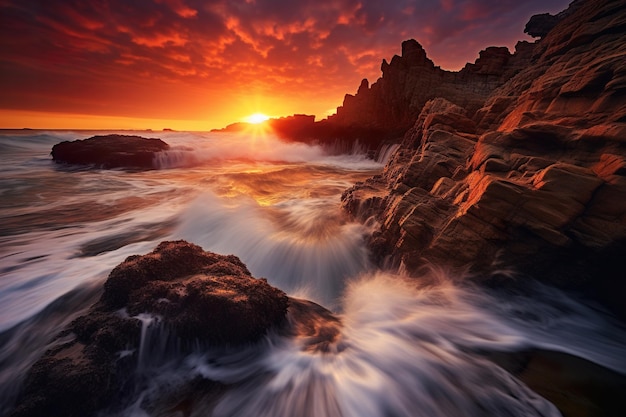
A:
246 113 270 124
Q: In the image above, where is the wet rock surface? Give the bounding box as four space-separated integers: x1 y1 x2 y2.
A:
341 0 626 320
9 241 290 417
51 134 170 169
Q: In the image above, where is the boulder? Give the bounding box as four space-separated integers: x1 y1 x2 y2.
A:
51 134 170 169
10 241 289 417
524 13 560 38
524 0 585 39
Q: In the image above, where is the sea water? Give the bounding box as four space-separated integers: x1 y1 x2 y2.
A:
0 130 625 416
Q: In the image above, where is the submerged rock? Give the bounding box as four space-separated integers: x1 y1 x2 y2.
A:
10 241 290 417
51 134 170 169
488 348 626 417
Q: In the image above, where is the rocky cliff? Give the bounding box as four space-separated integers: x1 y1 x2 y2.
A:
262 29 535 149
315 35 535 146
341 0 626 319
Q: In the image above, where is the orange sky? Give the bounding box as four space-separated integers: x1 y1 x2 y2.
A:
0 0 570 131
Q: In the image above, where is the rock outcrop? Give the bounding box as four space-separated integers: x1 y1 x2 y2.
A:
524 0 584 38
10 241 289 417
255 36 534 149
51 134 170 169
312 37 534 146
342 0 626 319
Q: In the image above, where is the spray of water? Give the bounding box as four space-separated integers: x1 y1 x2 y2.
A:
376 143 400 164
112 270 626 417
153 132 381 170
2 131 625 417
173 192 372 307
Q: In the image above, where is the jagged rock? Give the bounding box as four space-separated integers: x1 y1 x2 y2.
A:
462 47 511 76
481 0 626 132
524 13 560 38
342 98 476 267
309 37 530 146
524 0 585 38
51 134 170 169
274 36 528 148
10 241 290 417
357 78 369 95
342 0 626 319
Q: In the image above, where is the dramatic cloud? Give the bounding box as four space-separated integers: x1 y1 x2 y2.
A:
0 0 571 129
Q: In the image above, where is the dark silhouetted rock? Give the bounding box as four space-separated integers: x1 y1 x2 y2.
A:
312 38 531 147
264 38 532 149
268 114 316 140
211 114 320 143
524 0 585 38
524 13 560 38
51 134 170 169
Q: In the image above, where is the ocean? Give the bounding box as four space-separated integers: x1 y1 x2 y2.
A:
1 130 625 416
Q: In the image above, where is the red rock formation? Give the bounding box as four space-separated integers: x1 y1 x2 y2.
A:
260 40 529 149
342 0 626 319
318 37 533 146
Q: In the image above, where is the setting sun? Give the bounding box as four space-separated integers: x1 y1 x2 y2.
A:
246 113 270 124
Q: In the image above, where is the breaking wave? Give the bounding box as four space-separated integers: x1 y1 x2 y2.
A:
115 271 626 417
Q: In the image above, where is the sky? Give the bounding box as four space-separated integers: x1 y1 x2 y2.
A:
0 0 571 131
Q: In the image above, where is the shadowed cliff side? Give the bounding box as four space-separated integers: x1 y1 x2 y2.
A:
307 36 535 148
254 33 535 149
341 0 626 319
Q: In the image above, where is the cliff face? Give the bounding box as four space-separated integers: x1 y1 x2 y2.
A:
342 0 626 318
264 40 531 148
320 37 534 143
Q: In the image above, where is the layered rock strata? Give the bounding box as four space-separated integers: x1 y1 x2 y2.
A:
342 0 626 318
315 36 535 145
